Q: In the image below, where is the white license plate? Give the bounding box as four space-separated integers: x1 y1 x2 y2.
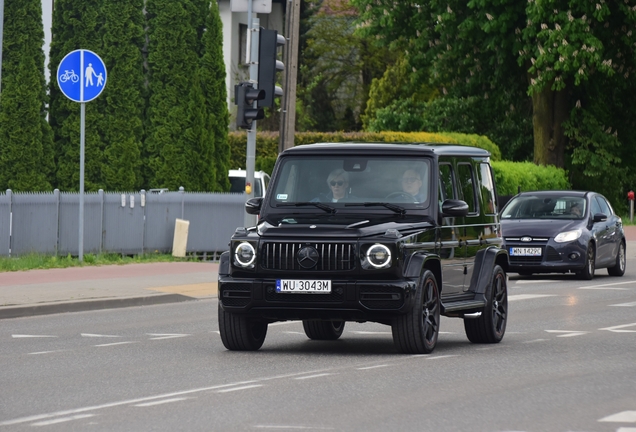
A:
510 247 542 256
276 279 332 293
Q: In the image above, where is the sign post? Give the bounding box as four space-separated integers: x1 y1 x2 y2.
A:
57 49 107 261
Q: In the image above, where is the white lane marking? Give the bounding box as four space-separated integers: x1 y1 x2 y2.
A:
253 426 334 430
283 331 305 335
28 350 65 355
134 397 191 407
610 301 636 307
599 323 636 333
94 341 137 347
269 321 299 326
427 355 460 360
211 330 220 334
545 330 588 337
513 280 560 285
216 384 263 393
357 364 390 370
523 339 548 343
0 380 264 426
598 410 636 422
81 333 120 338
348 331 391 335
12 334 57 338
579 287 629 290
294 373 334 380
31 414 94 426
508 294 557 301
147 333 189 340
616 428 636 432
584 280 636 289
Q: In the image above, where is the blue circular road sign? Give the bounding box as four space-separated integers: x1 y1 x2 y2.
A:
57 49 107 103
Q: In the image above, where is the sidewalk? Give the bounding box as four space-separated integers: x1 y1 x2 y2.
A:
1 226 635 320
0 261 219 319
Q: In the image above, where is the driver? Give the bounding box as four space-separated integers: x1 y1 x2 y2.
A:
401 169 426 202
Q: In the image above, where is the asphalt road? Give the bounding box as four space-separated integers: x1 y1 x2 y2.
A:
1 269 635 431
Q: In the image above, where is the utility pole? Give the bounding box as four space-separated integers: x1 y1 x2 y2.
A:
0 0 4 94
279 0 300 153
244 1 260 228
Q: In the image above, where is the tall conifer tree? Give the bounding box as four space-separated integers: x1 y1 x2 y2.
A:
0 0 54 191
99 0 145 191
48 0 105 191
201 0 230 191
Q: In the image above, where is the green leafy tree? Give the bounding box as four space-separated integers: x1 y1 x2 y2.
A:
352 0 636 207
295 0 389 132
0 0 54 191
48 0 105 191
98 0 145 191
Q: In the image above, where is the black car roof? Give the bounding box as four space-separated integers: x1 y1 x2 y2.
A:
281 142 491 158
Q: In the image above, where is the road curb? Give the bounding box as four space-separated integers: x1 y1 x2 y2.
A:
0 294 197 320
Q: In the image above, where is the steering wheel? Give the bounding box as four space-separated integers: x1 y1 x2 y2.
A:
385 191 417 202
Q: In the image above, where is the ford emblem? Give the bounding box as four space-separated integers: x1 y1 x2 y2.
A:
521 236 532 242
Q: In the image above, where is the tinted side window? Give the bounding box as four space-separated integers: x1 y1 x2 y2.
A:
479 163 497 215
457 163 477 215
439 163 455 201
596 196 612 215
590 197 602 216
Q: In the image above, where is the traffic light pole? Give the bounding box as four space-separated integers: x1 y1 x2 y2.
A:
244 9 260 228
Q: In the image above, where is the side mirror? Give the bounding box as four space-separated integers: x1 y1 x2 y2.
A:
593 213 607 223
245 197 262 215
441 199 469 217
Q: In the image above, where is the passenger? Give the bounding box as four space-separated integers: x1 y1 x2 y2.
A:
314 169 351 202
570 202 582 217
401 168 426 202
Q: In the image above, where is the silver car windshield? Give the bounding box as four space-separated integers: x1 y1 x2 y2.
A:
270 156 431 208
501 195 586 219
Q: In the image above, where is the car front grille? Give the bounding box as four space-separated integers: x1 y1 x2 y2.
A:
261 242 356 271
505 238 547 265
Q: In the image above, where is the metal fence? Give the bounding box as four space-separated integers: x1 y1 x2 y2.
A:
0 189 247 258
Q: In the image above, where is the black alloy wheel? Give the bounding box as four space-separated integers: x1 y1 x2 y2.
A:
464 264 508 343
578 243 596 280
608 241 626 276
392 270 441 354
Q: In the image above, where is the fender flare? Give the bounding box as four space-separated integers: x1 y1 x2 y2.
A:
219 251 230 276
404 252 441 283
467 246 508 294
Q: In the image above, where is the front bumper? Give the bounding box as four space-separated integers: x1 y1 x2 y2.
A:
504 240 587 273
218 275 417 322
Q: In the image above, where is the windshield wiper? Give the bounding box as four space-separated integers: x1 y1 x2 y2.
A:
277 202 337 214
345 202 406 215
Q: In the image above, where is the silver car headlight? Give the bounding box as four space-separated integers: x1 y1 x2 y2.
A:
364 244 392 269
554 229 582 243
234 242 256 267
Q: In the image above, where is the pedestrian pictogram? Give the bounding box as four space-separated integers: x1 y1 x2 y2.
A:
57 49 107 103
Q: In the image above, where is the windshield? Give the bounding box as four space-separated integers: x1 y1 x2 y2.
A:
501 195 586 220
269 156 432 210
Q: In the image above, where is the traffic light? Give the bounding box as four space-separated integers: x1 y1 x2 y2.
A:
258 29 285 108
235 82 265 129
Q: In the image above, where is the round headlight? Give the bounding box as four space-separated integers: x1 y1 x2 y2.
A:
366 244 391 268
235 242 256 267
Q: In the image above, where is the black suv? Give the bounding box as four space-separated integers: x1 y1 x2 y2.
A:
218 143 509 353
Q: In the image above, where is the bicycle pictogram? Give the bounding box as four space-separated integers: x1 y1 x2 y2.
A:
59 69 79 83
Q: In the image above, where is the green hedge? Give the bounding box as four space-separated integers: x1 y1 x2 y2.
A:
492 161 570 196
228 131 569 196
229 131 502 174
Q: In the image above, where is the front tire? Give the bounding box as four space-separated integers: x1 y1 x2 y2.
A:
464 265 508 343
392 270 441 354
578 244 595 280
302 320 345 340
218 302 268 351
607 241 626 276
